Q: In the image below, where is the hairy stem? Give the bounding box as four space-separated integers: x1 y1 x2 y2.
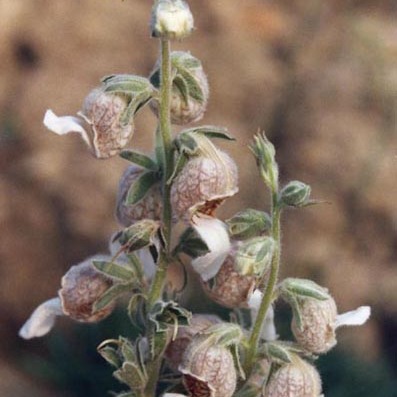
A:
147 39 173 310
244 189 281 377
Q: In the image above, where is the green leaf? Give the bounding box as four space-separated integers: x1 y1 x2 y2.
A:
173 227 210 258
178 68 204 103
94 283 134 313
282 278 330 301
120 337 137 363
120 150 158 171
92 261 135 282
190 125 235 141
167 151 188 185
266 342 292 364
97 345 122 368
113 361 147 389
173 75 190 104
126 171 160 205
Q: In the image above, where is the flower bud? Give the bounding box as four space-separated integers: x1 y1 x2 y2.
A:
180 341 237 397
202 245 257 309
279 181 311 208
151 0 194 40
150 52 209 125
264 356 322 397
291 296 371 354
165 314 222 371
171 144 238 220
226 209 272 240
59 256 115 322
116 165 162 227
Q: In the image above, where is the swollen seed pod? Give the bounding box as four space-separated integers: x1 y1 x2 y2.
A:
150 52 209 125
59 257 115 322
79 88 133 158
201 248 257 309
264 356 322 397
116 165 163 227
180 341 237 397
165 314 222 371
171 149 238 220
291 297 371 354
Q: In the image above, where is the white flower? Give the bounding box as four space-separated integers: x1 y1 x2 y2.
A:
19 298 63 339
248 289 278 341
190 215 231 281
335 306 371 328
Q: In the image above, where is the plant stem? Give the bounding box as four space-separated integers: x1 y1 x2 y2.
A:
244 190 281 377
147 40 173 307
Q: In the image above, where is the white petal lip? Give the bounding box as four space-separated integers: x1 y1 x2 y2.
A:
248 290 278 341
43 109 91 146
335 306 371 328
191 215 231 281
19 297 63 339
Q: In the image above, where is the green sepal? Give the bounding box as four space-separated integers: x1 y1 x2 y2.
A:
119 220 160 252
127 293 147 330
113 361 147 390
120 150 158 171
126 171 160 205
182 125 235 141
167 150 188 185
226 209 272 240
265 342 292 364
231 343 246 380
200 322 244 347
260 341 313 365
149 300 192 333
148 327 173 361
280 278 331 301
93 282 135 313
97 345 122 368
234 236 275 277
92 261 136 282
173 227 210 258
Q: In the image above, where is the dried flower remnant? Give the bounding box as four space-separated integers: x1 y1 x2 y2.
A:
150 52 209 125
116 164 163 227
291 297 371 354
264 356 322 397
180 341 237 397
19 256 115 339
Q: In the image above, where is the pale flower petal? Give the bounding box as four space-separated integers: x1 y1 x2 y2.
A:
19 297 63 339
43 109 90 146
335 306 371 328
248 289 278 341
191 215 231 281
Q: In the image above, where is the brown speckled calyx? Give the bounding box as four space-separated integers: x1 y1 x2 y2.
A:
59 257 114 322
292 297 337 354
81 88 133 158
116 165 163 227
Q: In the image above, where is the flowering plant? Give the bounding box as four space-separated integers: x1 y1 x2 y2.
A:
20 1 370 397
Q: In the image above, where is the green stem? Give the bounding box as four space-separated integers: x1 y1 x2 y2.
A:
244 190 281 377
147 39 173 309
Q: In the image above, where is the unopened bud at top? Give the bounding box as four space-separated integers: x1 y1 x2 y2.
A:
151 0 194 40
150 52 209 125
279 181 311 208
264 355 322 397
116 165 162 227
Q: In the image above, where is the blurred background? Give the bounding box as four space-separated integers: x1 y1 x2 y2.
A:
0 0 396 396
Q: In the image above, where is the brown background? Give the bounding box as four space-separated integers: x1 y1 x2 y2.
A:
0 0 396 396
